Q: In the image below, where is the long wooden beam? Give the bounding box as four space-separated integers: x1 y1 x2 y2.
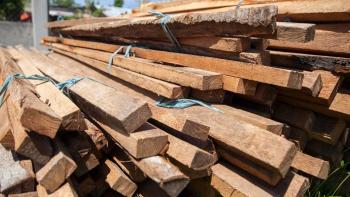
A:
62 6 277 38
43 38 304 89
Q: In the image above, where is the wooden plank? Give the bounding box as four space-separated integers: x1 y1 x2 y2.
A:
186 106 297 185
291 152 330 180
132 156 190 197
301 71 323 97
143 36 251 53
62 6 277 38
275 0 350 22
104 159 137 196
36 182 78 197
44 39 304 89
279 70 342 106
7 47 86 131
45 49 298 185
0 49 62 139
50 43 223 90
0 144 30 194
46 52 210 143
35 152 77 193
52 48 188 99
256 22 315 42
269 23 350 58
18 48 152 134
270 50 350 74
94 120 168 159
211 162 310 197
47 17 124 29
215 105 284 135
165 132 217 171
222 76 257 95
277 92 350 121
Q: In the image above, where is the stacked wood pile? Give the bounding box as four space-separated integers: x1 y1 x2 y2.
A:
0 0 349 196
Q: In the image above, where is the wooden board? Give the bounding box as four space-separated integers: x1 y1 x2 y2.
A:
35 152 77 193
190 89 226 103
278 70 342 106
278 92 350 121
0 102 14 150
62 6 277 38
222 75 257 95
211 162 310 197
269 23 350 58
43 38 304 89
270 50 350 74
36 182 78 197
52 49 188 99
7 47 86 131
83 119 108 150
291 152 329 180
93 120 168 159
132 156 190 197
104 159 137 196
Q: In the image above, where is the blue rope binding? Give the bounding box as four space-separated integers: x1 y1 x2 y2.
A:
107 45 133 70
156 97 223 113
148 10 182 49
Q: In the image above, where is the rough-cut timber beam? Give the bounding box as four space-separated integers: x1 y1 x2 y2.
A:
0 49 62 139
61 6 277 38
103 159 137 196
291 151 329 180
132 156 190 197
36 152 77 193
211 162 310 197
43 38 304 89
53 49 189 99
270 50 350 74
7 47 86 131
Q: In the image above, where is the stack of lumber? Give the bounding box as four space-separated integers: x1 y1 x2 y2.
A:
0 0 349 196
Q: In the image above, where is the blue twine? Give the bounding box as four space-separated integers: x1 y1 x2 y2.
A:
148 10 182 49
107 45 133 70
156 97 223 113
56 77 84 91
236 0 244 10
0 73 53 107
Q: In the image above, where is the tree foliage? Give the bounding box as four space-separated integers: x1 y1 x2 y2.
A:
114 0 123 7
0 0 25 21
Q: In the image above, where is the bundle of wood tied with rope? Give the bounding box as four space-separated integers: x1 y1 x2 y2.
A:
0 0 349 196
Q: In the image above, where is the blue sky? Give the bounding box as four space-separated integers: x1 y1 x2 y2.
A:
74 0 142 9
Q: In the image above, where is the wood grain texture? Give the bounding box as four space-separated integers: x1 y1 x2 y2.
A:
291 151 329 180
